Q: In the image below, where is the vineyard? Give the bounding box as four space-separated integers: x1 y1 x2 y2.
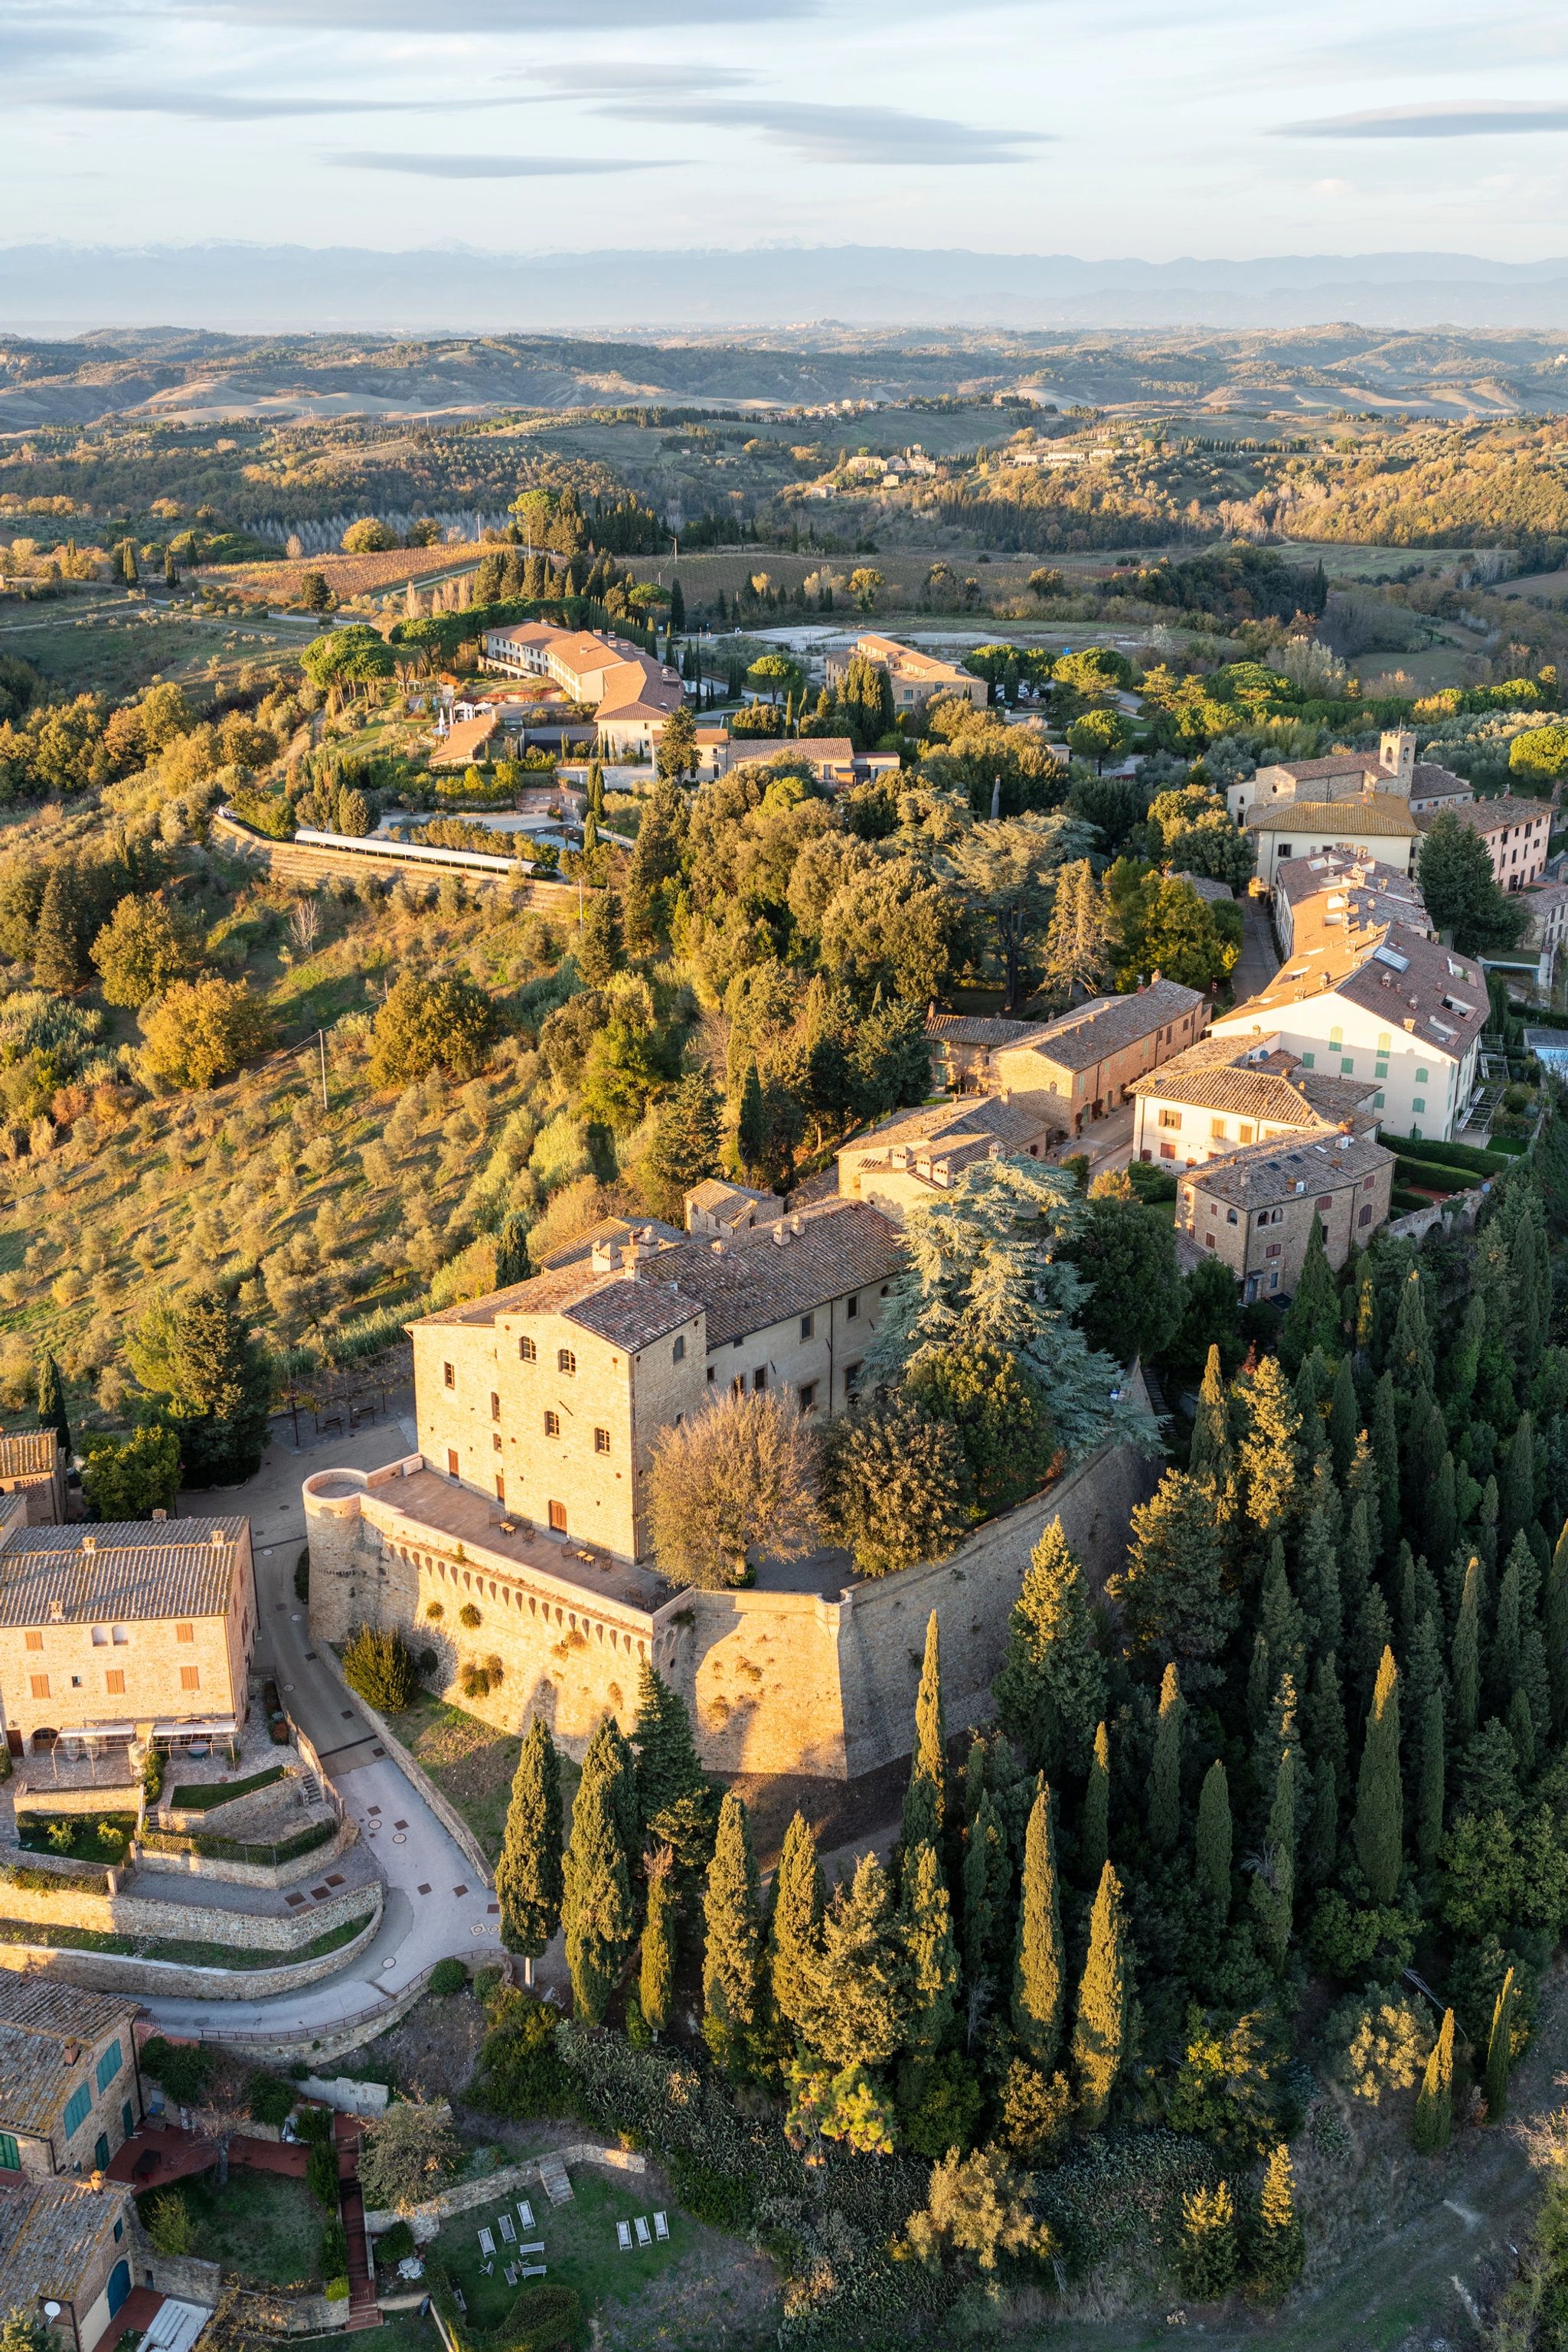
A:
203 541 489 601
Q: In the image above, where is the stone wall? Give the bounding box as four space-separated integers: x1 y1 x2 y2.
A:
0 1870 378 1950
0 1903 381 2001
132 1812 351 1888
366 2143 646 2239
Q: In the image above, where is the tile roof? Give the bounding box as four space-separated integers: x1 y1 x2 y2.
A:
0 1981 136 2137
0 2174 129 2305
0 1518 246 1628
1274 851 1427 915
1410 760 1472 801
686 1179 773 1213
1003 978 1207 1071
534 1214 684 1271
1217 918 1487 1063
430 714 498 769
1246 794 1418 839
0 1428 58 1479
848 1094 1050 1156
1167 870 1233 903
1415 793 1552 839
1186 1127 1393 1210
926 1012 1044 1049
852 634 972 682
727 737 857 767
1131 1053 1374 1127
1254 751 1372 782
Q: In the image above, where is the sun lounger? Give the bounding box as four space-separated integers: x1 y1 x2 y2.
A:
518 2243 544 2258
503 2266 518 2288
498 2214 516 2243
452 2290 467 2316
653 2211 669 2241
478 2228 495 2259
520 2265 546 2280
634 2217 652 2249
616 2222 632 2252
515 2200 534 2230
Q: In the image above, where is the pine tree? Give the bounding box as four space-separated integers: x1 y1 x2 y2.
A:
1247 1632 1272 1736
1012 1788 1065 2068
1191 1344 1231 1479
1295 1505 1341 1661
1483 1967 1517 2123
643 1072 722 1212
995 1518 1108 1778
903 1611 946 1851
561 1723 635 2022
1254 2144 1305 2291
1081 1720 1110 1886
1426 1454 1458 1576
632 1661 705 1834
901 1837 960 2053
33 860 85 991
495 1717 564 1968
1178 2180 1239 2299
1350 1581 1394 1722
1250 1746 1297 1971
1111 1471 1236 1668
798 1853 910 2068
1371 1371 1401 1554
1413 2008 1455 2153
768 1811 824 2036
1234 1355 1304 1539
578 887 622 986
1453 1557 1481 1741
1279 1219 1339 1374
1072 1862 1129 2130
1354 1646 1403 1906
1196 1759 1232 1916
35 1353 70 1458
702 1791 763 2070
1547 1518 1568 1729
639 1844 677 2036
1478 1476 1499 1575
1328 1355 1360 1485
1259 1546 1305 1691
493 1210 530 1289
1148 1663 1184 1851
737 1060 766 1179
1501 1411 1536 1555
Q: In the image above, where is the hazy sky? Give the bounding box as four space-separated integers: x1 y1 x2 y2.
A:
8 0 1568 256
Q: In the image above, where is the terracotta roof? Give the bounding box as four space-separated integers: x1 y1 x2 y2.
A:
1246 795 1417 839
1415 793 1552 840
852 634 972 682
1254 751 1372 782
0 2174 130 2306
1410 761 1472 801
1004 978 1207 1072
595 653 685 724
727 738 857 767
0 1428 57 1479
686 1179 773 1213
0 1517 246 1628
1167 870 1233 903
0 1981 137 2138
1186 1127 1393 1210
1131 1055 1373 1126
847 1095 1051 1157
567 1279 694 1351
534 1214 684 1272
1274 851 1427 913
1217 919 1486 1063
430 714 498 769
926 1013 1044 1050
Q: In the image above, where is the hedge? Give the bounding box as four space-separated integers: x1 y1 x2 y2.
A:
1393 1158 1485 1197
1393 1134 1510 1178
168 1764 287 1811
0 1858 109 1893
139 1817 335 1867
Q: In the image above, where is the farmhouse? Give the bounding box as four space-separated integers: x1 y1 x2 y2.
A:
479 621 685 759
0 1979 142 2177
824 634 986 712
926 977 1207 1134
0 2168 144 2352
1178 1127 1394 1302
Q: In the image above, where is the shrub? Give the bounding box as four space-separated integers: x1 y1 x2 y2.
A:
323 2278 350 2304
358 2101 463 2215
139 977 273 1090
248 2071 296 2128
292 2104 334 2145
80 1425 181 1521
306 2140 341 2210
369 972 496 1086
819 1401 973 1578
376 2221 415 2266
473 1964 505 2008
667 2151 754 2233
1177 2179 1239 2299
320 2216 348 2277
139 2037 214 2104
458 1602 482 1629
896 2051 988 2159
429 1958 469 1997
142 2191 195 2256
468 1988 571 2120
1325 1988 1432 2104
342 1624 419 1713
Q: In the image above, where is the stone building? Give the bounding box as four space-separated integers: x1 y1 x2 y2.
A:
0 1980 142 2177
0 2167 143 2352
1178 1128 1393 1302
837 1095 1054 1224
926 978 1208 1135
0 1430 68 1529
1131 1034 1377 1171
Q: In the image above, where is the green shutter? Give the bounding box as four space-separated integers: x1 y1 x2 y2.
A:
63 2083 91 2138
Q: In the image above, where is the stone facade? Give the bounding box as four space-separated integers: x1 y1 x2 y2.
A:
0 1906 382 2002
0 1869 378 1952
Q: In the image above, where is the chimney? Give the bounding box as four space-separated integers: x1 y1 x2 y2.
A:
772 1221 791 1247
710 1238 727 1256
211 1527 226 1548
80 1536 96 1555
590 1239 621 1272
152 1507 168 1521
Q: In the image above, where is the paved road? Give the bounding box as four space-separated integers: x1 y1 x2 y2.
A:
1231 891 1282 1006
144 1419 506 2040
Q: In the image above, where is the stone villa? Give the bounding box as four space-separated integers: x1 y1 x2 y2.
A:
0 1979 142 2177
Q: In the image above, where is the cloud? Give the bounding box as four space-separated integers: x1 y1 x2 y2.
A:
57 90 442 118
194 0 818 24
522 60 758 90
594 97 1051 163
1276 100 1568 138
329 151 674 177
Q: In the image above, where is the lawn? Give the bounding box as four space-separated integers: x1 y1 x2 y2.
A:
15 1812 136 1863
145 2167 326 2290
381 1692 577 1862
429 2171 687 2332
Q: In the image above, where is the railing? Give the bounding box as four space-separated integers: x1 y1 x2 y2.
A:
137 1817 337 1868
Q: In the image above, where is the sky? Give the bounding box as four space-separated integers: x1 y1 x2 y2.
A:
8 0 1568 258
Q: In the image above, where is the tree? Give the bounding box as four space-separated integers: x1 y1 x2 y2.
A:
848 567 885 614
1190 1344 1230 1478
1279 1218 1339 1375
645 1388 818 1589
630 1661 709 1852
702 1791 764 2071
1072 1862 1129 2128
799 1852 910 2066
1233 1354 1302 1539
1081 1721 1110 1886
994 1517 1108 1779
903 1337 1056 1513
904 2146 1048 2273
903 1612 947 1851
1067 709 1130 775
33 859 90 990
1354 1646 1403 1906
577 889 624 986
561 1720 636 2023
1483 1967 1517 2122
822 1402 972 1579
495 1718 563 1971
1196 1759 1233 1916
1013 1788 1065 2069
1040 860 1117 1001
1178 2180 1239 2299
639 1845 677 2036
1419 812 1528 955
1149 1663 1184 1851
1250 1744 1297 1971
342 517 397 553
80 1424 180 1519
1072 1177 1183 1366
341 1624 418 1712
901 1837 960 2053
640 1073 720 1217
736 1061 767 1181
1110 1469 1236 1670
369 972 495 1085
35 1351 69 1459
768 1811 824 2037
91 894 204 1007
1413 2008 1454 2153
139 977 272 1091
1453 1557 1481 1742
126 1286 272 1485
357 2101 462 2213
299 571 332 613
939 811 1088 1010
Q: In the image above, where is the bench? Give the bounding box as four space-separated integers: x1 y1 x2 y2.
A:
515 2200 534 2230
520 2265 547 2281
498 2215 516 2243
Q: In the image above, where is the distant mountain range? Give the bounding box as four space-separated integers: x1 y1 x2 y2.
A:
8 243 1568 335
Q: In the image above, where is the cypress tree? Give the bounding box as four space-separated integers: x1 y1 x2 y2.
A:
1279 1220 1338 1374
1453 1557 1481 1741
1370 1372 1401 1554
631 1660 706 1832
995 1518 1107 1779
1178 2181 1239 2298
1190 1343 1230 1478
1478 1476 1499 1576
1235 1354 1304 1540
1413 2008 1455 2153
1492 1547 1523 1719
35 1353 70 1458
903 1611 946 1851
1113 1470 1236 1668
1247 1632 1272 1737
1354 1646 1403 1906
1255 2143 1305 2290
1547 1518 1568 1729
1148 1662 1184 1851
1390 1267 1434 1394
1501 1411 1536 1555
493 1209 530 1290
561 1723 635 2021
702 1791 763 2069
1305 1650 1348 1785
32 860 84 991
1072 1861 1129 2129
961 1788 1012 1981
1291 1346 1332 1460
1416 1689 1446 1868
1250 1746 1297 1971
799 1852 910 2069
1295 1505 1341 1661
1196 1759 1232 1916
768 1811 824 2036
1483 1967 1517 2123
1012 1788 1064 2067
737 1060 766 1178
1344 1498 1375 1625
1304 1755 1338 1890
1081 1720 1110 1886
1328 1354 1359 1485
1508 1686 1537 1773
639 1844 676 2037
901 1837 960 2053
1426 1455 1458 1578
1350 1581 1394 1721
577 887 623 985
1259 1547 1305 1691
495 1717 564 1971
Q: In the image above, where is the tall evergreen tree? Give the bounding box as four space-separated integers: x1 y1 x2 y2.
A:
1370 1372 1401 1555
561 1722 636 2021
1390 1267 1435 1395
493 1210 531 1290
903 1611 947 1851
495 1717 564 1973
1279 1219 1338 1374
639 1844 677 2037
1354 1646 1403 1906
768 1811 824 2037
995 1518 1108 1777
1148 1663 1184 1851
1196 1759 1232 1916
632 1661 707 1838
1501 1411 1536 1555
32 860 87 991
798 1854 910 2069
737 1060 767 1179
961 1788 1012 1982
1234 1354 1304 1540
1413 2008 1455 2153
901 1838 960 2053
1112 1472 1236 1669
1081 1720 1110 1885
1259 1546 1305 1691
1453 1557 1481 1741
1328 1354 1360 1485
1072 1862 1129 2129
702 1791 764 2070
577 887 623 986
35 1353 70 1458
1012 1788 1065 2068
1255 2144 1305 2291
1190 1343 1230 1479
1547 1518 1568 1729
1295 1505 1341 1662
1250 1746 1297 1971
1483 1967 1517 2123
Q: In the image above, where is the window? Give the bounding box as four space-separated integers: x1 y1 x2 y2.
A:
0 2132 18 2172
105 1670 125 1697
1415 1067 1429 1083
1268 1271 1280 1292
180 1665 200 1691
96 2040 122 2095
557 1348 577 1375
1210 1119 1227 1142
495 1475 505 1504
63 2084 92 2138
1299 1052 1315 1069
799 1382 817 1412
1158 1109 1182 1129
91 1627 108 1647
1204 1232 1217 1250
1265 1242 1283 1259
1159 1142 1175 1161
175 1623 194 1644
30 1674 47 1700
753 1367 766 1392
799 1312 814 1340
112 1626 126 1645
1316 1194 1333 1210
24 1632 41 1653
446 1448 459 1478
844 1363 862 1394
1328 1027 1343 1047
1255 1210 1271 1230
594 1427 611 1455
1359 1204 1374 1225
1373 1093 1385 1109
1341 1057 1355 1075
443 1361 455 1389
1413 1097 1426 1113
490 1391 500 1420
845 1295 858 1320
519 1338 537 1363
492 1432 501 1452
1227 1208 1238 1225
544 1411 560 1438
672 1335 684 1363
548 1501 567 1533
